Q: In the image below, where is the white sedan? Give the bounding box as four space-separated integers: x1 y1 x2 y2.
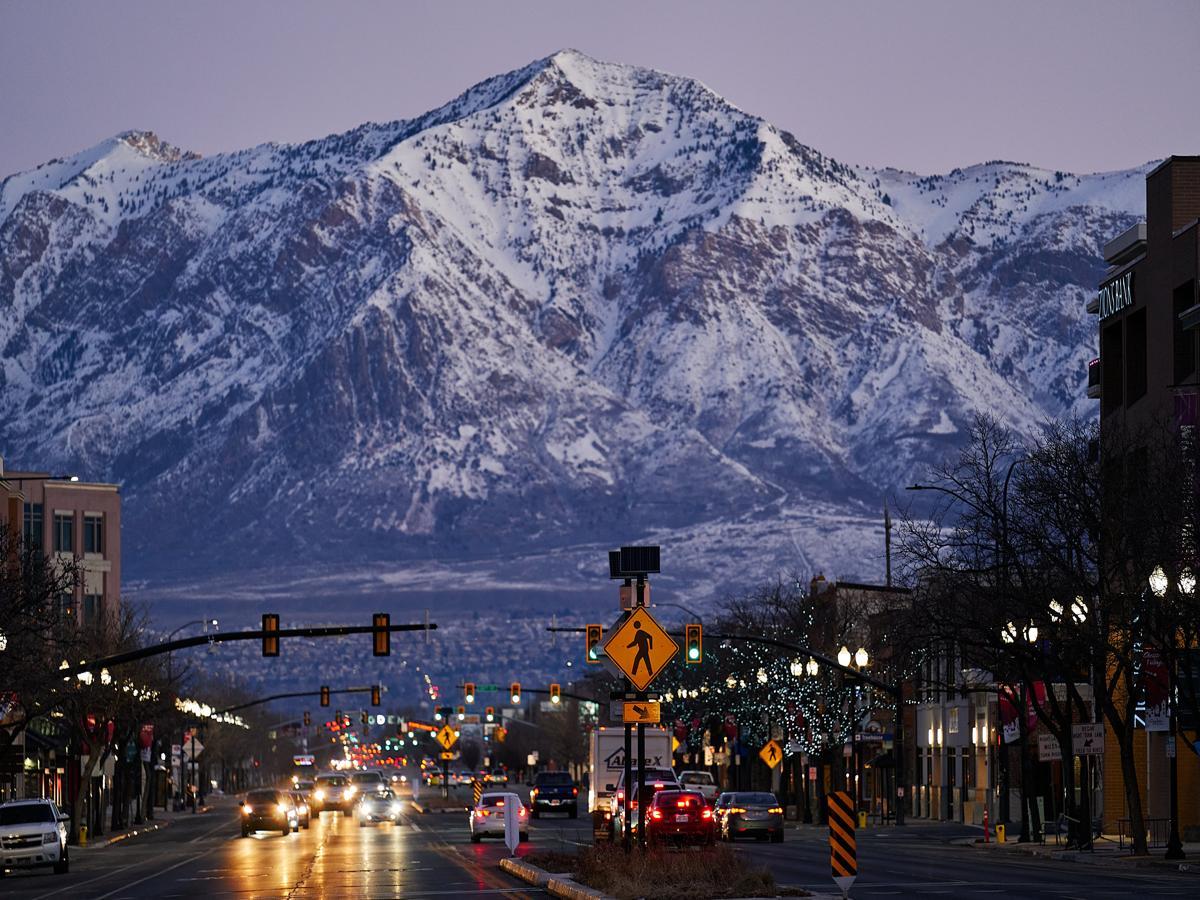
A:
469 792 528 843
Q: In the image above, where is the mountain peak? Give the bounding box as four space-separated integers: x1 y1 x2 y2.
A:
112 130 200 164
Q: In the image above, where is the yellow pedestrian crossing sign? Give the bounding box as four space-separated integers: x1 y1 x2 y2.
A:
760 739 783 769
602 607 678 692
435 724 458 750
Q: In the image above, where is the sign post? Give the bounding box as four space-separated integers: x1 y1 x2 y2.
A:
827 790 857 898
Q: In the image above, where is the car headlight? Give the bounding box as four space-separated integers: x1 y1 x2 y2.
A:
43 832 59 844
242 803 253 815
346 786 357 797
314 790 325 801
390 803 401 815
277 803 288 815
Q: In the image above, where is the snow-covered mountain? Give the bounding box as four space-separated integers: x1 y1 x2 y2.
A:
0 50 1145 598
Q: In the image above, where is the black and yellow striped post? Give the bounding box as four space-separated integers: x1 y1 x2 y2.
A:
827 790 858 897
472 779 483 807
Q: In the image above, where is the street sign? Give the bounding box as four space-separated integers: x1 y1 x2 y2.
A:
1072 723 1104 756
623 700 660 724
182 739 205 760
504 794 521 855
439 751 455 760
759 739 783 769
602 606 678 692
1037 733 1061 762
435 724 458 750
827 790 857 897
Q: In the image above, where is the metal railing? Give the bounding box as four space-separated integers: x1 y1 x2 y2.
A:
1117 817 1170 851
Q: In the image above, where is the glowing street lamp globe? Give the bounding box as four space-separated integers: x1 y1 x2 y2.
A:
837 646 852 668
854 647 869 668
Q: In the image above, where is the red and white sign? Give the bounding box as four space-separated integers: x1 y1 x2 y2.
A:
1143 648 1170 732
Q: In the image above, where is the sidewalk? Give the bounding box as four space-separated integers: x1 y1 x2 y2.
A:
73 797 220 850
954 830 1200 873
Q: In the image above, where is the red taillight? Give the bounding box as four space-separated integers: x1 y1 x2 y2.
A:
676 799 689 808
651 809 663 820
572 787 578 796
519 807 527 816
477 809 489 817
702 808 713 819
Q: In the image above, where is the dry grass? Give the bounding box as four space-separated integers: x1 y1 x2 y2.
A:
566 842 788 900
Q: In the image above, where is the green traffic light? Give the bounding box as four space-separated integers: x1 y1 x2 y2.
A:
688 646 700 660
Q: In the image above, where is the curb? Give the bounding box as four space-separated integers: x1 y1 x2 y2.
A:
545 875 612 900
76 806 211 850
499 857 563 888
964 838 1197 872
498 857 610 899
410 801 468 815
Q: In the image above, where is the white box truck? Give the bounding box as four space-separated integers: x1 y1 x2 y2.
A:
588 725 672 837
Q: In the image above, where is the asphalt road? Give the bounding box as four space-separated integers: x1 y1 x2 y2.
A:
3 789 1198 899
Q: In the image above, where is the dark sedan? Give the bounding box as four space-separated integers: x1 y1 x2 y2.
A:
715 791 784 842
240 789 298 837
646 790 715 846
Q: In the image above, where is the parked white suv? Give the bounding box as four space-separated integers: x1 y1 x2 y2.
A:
0 799 69 875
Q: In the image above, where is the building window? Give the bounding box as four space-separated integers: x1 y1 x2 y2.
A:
53 513 74 553
1174 281 1197 384
84 515 103 554
1102 321 1124 412
57 592 75 622
83 594 103 625
1125 308 1147 406
23 503 43 551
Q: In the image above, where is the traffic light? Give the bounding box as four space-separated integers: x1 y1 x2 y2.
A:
685 623 702 664
464 682 475 704
262 613 280 657
550 683 562 704
319 685 331 707
373 612 390 656
371 685 382 706
585 624 602 663
510 682 521 705
303 711 311 726
457 705 465 721
485 706 495 723
361 710 369 726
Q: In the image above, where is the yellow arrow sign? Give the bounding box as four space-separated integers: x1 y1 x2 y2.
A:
602 607 678 692
622 700 660 724
435 724 458 750
759 739 783 769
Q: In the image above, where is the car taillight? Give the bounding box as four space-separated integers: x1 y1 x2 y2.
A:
572 787 578 796
651 809 663 820
531 789 538 799
768 806 783 814
477 809 489 817
729 807 747 814
676 800 689 807
702 808 713 819
519 807 527 816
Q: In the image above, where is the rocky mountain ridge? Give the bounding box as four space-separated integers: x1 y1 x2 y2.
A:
0 50 1145 598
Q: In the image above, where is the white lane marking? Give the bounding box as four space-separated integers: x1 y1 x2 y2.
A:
31 855 155 899
90 847 220 900
188 818 235 843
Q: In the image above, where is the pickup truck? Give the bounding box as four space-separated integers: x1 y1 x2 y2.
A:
529 771 579 818
678 770 719 801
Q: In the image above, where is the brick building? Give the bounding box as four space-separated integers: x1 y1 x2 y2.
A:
1090 156 1200 837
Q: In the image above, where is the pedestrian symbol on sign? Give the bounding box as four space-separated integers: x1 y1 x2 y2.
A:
627 621 654 678
759 739 783 769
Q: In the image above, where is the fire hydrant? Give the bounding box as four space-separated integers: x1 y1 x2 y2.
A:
996 823 1006 843
78 825 88 847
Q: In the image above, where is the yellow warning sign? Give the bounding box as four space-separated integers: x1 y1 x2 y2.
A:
759 739 783 769
439 751 455 760
671 736 680 753
623 700 660 724
435 724 458 750
602 607 678 692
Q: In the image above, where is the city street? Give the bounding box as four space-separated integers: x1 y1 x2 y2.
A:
4 790 1199 898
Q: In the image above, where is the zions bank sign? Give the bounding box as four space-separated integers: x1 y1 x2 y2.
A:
1098 271 1135 320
